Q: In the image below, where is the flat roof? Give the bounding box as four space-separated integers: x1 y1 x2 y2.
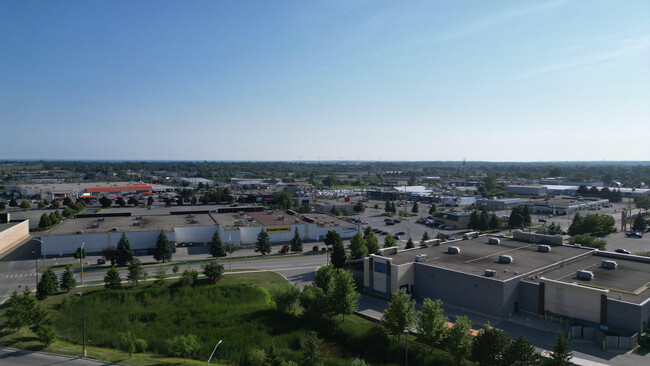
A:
46 213 214 235
530 252 650 304
301 213 351 228
385 236 592 280
247 211 308 226
213 212 263 229
0 221 22 232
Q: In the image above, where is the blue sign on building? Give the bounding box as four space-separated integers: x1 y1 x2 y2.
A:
374 261 386 274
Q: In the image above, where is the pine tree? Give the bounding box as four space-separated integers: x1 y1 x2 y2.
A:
38 213 51 229
568 213 583 236
210 230 226 257
36 268 57 299
489 214 501 230
364 230 380 255
290 227 303 253
421 231 430 244
116 233 133 266
478 210 490 231
632 214 647 232
411 201 419 213
255 229 271 255
127 258 147 287
468 210 479 230
153 231 172 262
503 335 541 366
104 266 122 289
59 265 77 292
522 205 532 225
549 331 572 365
405 237 415 249
349 232 368 260
329 232 346 268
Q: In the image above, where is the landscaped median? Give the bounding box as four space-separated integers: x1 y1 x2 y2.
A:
1 270 462 365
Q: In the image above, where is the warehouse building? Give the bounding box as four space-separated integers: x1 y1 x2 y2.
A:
432 211 472 229
475 198 529 210
363 231 650 341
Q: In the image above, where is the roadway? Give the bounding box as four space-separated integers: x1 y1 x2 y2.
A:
0 347 112 366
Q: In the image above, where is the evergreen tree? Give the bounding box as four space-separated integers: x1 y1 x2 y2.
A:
381 289 416 341
290 227 303 253
38 213 51 229
127 258 147 287
429 204 437 214
549 331 572 366
349 232 368 260
153 231 172 262
37 268 57 299
302 331 326 366
468 210 479 230
508 207 524 227
329 232 347 268
255 229 271 255
210 230 226 257
102 245 117 266
489 214 501 230
116 233 133 266
384 234 397 248
59 265 77 292
503 335 542 366
411 201 419 213
421 231 430 244
405 237 415 249
104 266 122 289
48 212 58 225
390 202 397 213
472 326 511 366
568 213 583 236
478 210 490 231
632 214 647 232
364 230 380 255
385 199 391 213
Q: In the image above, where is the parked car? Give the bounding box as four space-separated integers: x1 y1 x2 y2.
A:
393 235 400 240
393 219 401 223
386 221 395 225
625 232 643 238
615 249 631 254
97 258 106 265
380 231 388 235
396 231 406 235
538 218 547 223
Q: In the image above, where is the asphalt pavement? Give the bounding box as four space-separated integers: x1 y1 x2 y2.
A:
0 347 114 366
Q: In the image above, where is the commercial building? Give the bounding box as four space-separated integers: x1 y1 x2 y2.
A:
506 185 547 195
0 214 29 256
475 198 529 211
520 198 609 215
363 231 650 341
5 182 166 200
432 211 472 229
441 196 476 207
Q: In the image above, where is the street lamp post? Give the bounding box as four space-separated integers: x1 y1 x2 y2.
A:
32 250 38 289
80 242 85 283
77 292 87 357
207 340 222 366
403 329 409 366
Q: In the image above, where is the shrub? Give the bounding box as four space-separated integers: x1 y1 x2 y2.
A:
36 324 57 346
313 245 319 252
135 338 148 353
271 285 299 313
180 269 199 286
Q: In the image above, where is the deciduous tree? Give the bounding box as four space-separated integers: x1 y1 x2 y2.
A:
448 315 473 365
417 298 448 350
203 261 224 284
381 289 416 341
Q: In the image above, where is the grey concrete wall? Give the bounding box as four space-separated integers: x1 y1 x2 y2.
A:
607 299 647 335
518 280 540 314
0 220 29 255
502 277 521 316
413 263 508 317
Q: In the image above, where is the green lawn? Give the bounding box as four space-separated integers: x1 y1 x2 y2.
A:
2 271 460 366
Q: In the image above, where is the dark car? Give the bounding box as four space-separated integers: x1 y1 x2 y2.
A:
538 218 547 223
615 249 631 254
380 231 388 235
396 231 406 235
97 258 106 265
625 232 643 238
393 235 400 240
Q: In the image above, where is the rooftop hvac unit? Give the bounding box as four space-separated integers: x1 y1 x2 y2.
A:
415 254 428 262
295 219 300 223
447 246 460 254
136 216 142 220
488 238 500 245
577 270 594 280
485 269 496 277
601 260 617 269
98 217 105 222
239 211 245 216
277 215 284 220
92 223 99 228
247 217 254 221
234 220 242 226
499 255 513 264
267 210 273 215
538 245 551 253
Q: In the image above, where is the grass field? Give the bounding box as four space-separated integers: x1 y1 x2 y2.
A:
2 271 461 365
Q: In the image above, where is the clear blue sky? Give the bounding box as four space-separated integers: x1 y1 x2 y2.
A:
1 0 648 161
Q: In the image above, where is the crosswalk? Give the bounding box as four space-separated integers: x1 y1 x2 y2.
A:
0 273 37 279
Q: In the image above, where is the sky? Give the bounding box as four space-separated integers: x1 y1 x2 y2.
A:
1 0 648 162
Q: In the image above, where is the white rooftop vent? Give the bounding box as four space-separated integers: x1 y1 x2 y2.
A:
247 217 254 222
538 245 551 253
499 255 513 264
577 270 594 280
277 215 284 220
234 220 242 226
415 254 428 262
447 246 460 254
601 260 617 270
488 238 500 245
485 269 496 277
